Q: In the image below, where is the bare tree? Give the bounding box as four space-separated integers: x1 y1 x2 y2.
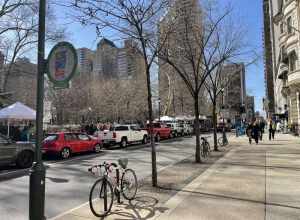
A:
159 1 247 162
68 0 170 186
0 0 65 92
204 65 229 151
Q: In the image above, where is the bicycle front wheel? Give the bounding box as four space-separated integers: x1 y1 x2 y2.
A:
89 177 114 217
121 168 138 200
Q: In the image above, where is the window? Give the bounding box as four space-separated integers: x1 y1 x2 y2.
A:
130 125 140 131
287 16 293 34
78 134 90 141
114 126 129 131
44 135 58 142
280 23 284 34
64 133 78 141
289 52 297 72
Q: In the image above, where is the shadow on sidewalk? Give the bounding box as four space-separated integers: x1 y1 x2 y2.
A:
156 186 300 211
105 194 168 220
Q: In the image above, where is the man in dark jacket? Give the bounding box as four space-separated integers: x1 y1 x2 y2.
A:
246 122 253 144
259 120 265 140
252 121 260 144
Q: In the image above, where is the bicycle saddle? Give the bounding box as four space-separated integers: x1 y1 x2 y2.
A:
118 158 128 169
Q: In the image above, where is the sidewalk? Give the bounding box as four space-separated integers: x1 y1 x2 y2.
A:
156 133 300 220
50 133 300 220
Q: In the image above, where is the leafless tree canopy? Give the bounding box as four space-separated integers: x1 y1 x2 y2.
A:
0 0 65 92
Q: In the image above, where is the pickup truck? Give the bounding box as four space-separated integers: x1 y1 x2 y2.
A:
166 122 184 137
95 124 148 148
145 122 172 142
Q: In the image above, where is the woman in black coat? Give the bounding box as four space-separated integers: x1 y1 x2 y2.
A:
252 121 260 144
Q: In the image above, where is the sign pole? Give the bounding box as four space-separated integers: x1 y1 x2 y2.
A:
29 0 46 219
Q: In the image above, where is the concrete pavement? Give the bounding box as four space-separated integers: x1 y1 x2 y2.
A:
156 133 300 220
51 133 300 220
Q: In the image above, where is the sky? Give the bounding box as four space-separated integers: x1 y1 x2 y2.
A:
53 0 265 113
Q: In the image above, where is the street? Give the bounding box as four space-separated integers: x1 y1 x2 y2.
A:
0 135 205 220
49 133 300 220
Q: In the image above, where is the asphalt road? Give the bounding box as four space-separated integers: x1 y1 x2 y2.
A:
0 135 214 220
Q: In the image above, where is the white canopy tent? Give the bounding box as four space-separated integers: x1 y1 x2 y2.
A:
159 116 176 122
0 102 36 137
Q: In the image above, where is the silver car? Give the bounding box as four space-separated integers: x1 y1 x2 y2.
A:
0 134 35 168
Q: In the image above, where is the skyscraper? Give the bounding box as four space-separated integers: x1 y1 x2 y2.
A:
158 0 206 116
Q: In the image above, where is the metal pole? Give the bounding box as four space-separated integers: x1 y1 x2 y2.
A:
158 98 161 122
222 91 227 145
29 0 46 219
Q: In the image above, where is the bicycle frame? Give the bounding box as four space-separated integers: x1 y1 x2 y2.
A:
89 163 125 203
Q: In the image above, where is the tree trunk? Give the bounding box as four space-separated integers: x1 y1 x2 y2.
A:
194 95 202 163
145 67 157 187
212 102 218 151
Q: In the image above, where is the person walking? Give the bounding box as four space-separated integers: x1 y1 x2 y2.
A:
259 120 265 141
252 120 260 144
272 121 276 139
246 122 253 144
269 119 275 140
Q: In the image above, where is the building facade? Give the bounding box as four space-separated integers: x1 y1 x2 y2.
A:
158 0 208 117
263 0 276 117
0 57 37 109
221 63 247 125
246 96 255 121
265 0 300 134
77 48 95 76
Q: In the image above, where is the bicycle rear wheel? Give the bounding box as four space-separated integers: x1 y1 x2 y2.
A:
89 177 114 217
121 168 138 200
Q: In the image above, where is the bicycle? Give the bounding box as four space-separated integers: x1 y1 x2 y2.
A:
88 158 138 217
200 136 211 158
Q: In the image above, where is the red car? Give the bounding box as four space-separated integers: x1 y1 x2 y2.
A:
42 132 103 159
145 122 172 141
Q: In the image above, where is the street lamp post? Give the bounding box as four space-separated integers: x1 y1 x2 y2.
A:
29 0 46 220
158 98 161 122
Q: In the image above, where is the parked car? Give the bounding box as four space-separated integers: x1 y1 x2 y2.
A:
42 132 103 159
0 134 35 168
94 129 116 146
145 122 172 141
166 122 184 137
111 124 148 148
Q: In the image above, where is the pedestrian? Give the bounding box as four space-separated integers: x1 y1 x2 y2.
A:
269 119 275 140
272 121 276 139
246 122 253 144
252 120 260 144
259 120 265 141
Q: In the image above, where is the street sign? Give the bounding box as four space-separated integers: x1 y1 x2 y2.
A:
46 41 77 87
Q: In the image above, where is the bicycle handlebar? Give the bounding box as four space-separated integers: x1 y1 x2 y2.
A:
88 162 118 174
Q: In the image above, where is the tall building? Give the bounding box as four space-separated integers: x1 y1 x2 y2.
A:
246 96 255 121
93 38 119 78
264 0 300 134
158 0 206 117
77 48 94 76
221 63 246 124
263 0 275 117
2 57 37 108
93 38 145 80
